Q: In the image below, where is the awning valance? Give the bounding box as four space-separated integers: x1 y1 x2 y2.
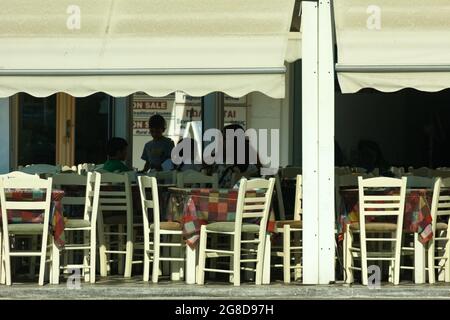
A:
0 0 300 99
334 0 450 93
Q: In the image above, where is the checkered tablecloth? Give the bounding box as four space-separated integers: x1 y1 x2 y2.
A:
2 189 66 248
167 188 276 248
338 188 433 244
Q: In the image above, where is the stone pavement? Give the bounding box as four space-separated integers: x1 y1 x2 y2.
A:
0 277 450 300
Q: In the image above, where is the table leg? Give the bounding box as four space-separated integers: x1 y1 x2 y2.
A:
263 234 271 285
186 244 197 284
52 240 60 285
414 233 426 284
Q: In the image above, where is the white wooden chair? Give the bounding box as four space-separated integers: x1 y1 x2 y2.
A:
148 170 177 185
272 174 302 283
344 177 407 285
427 178 450 283
77 163 96 175
0 171 39 179
138 176 186 283
97 172 135 278
411 167 431 177
0 177 54 285
390 167 405 177
177 170 219 189
19 164 61 176
197 178 275 286
52 172 101 284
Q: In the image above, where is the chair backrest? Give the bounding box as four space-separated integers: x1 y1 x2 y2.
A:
77 163 96 175
98 172 132 215
0 177 53 235
19 164 61 175
235 178 275 237
83 172 101 224
52 173 88 207
432 170 450 178
280 167 302 179
148 170 177 185
335 167 352 175
390 166 405 177
19 164 61 177
430 178 450 234
358 176 407 230
0 171 39 179
61 165 77 173
293 175 302 221
138 176 161 233
406 176 434 189
177 170 219 189
411 167 431 177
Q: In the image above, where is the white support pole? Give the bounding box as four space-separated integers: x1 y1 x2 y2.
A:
318 0 336 284
301 1 320 284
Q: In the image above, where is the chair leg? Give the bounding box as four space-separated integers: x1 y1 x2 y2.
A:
393 231 402 285
38 234 49 286
233 230 242 287
3 233 12 286
343 227 354 284
197 226 207 285
152 232 160 283
428 239 436 284
51 238 60 285
444 235 450 282
293 230 302 281
143 232 151 282
97 211 108 277
124 222 133 278
117 225 125 275
255 233 266 286
283 225 291 284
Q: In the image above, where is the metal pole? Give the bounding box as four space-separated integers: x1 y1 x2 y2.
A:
0 67 286 76
335 64 450 73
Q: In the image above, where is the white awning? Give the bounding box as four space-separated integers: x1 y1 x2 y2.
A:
334 0 450 93
0 0 299 99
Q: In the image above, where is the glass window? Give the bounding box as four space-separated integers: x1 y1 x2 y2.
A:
75 93 112 165
18 93 56 166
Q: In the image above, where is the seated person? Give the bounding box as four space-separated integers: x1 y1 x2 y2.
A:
103 137 131 173
141 114 175 172
218 124 262 188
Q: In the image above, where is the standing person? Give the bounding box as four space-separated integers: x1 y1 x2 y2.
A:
141 114 175 172
103 137 131 173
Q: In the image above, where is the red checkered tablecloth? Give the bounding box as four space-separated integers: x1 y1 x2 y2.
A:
338 188 433 244
167 188 276 248
1 189 66 248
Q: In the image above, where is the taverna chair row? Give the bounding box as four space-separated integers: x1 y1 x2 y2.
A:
344 176 450 285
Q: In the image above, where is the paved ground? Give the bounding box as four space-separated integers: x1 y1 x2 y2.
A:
1 277 450 299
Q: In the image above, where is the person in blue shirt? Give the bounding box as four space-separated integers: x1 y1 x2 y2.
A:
141 114 175 172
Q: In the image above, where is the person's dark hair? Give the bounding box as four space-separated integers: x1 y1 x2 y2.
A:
148 114 166 129
107 137 128 157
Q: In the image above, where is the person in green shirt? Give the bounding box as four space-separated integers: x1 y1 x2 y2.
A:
103 137 131 173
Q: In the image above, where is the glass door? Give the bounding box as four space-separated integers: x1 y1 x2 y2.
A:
16 93 57 166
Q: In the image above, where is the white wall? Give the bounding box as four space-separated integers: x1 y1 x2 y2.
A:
247 92 289 168
0 98 9 173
